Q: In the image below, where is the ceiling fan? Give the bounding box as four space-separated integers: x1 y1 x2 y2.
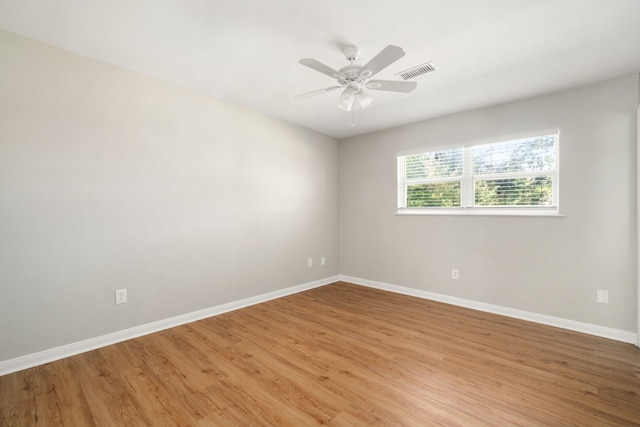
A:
296 45 417 112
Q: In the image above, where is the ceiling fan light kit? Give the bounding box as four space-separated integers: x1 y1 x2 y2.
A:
338 86 373 112
297 44 421 123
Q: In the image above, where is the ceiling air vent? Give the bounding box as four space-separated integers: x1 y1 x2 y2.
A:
395 62 436 80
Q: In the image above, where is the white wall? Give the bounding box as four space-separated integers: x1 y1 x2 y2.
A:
0 29 339 362
340 75 638 333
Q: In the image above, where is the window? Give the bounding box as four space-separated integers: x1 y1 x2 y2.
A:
397 133 559 215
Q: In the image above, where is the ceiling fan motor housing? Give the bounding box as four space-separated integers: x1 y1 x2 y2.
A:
339 65 364 81
340 46 373 85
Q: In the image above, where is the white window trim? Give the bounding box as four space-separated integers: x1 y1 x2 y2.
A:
396 206 563 217
397 132 561 217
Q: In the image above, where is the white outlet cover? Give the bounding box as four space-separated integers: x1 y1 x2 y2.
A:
596 289 608 304
307 258 313 267
115 288 127 304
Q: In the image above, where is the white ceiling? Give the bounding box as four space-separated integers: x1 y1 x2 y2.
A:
1 0 639 139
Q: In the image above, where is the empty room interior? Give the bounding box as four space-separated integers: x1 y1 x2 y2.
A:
1 1 640 425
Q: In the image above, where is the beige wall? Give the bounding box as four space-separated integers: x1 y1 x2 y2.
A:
0 30 339 361
340 75 638 332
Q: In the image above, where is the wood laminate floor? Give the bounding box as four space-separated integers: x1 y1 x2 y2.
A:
1 282 639 426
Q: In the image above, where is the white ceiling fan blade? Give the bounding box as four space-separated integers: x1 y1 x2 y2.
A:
359 45 406 79
366 80 417 93
299 58 346 80
295 86 343 99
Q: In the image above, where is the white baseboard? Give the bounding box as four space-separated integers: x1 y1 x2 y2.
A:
0 276 340 377
339 275 638 345
3 274 635 377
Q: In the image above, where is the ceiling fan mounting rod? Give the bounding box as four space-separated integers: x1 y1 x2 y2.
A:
343 45 360 63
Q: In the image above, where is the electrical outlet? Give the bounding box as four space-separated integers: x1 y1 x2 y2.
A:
115 288 127 305
307 258 313 267
596 289 608 304
321 256 326 266
451 269 459 280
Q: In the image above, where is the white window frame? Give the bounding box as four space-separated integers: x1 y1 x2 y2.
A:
397 132 561 216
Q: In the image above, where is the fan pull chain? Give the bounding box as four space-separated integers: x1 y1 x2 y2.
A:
351 106 356 127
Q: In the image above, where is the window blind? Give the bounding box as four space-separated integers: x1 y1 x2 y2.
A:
473 135 556 207
397 133 559 214
398 147 464 208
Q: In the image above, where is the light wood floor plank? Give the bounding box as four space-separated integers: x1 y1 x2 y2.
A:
1 281 639 426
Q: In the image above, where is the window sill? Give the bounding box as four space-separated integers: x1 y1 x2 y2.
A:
396 207 564 217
